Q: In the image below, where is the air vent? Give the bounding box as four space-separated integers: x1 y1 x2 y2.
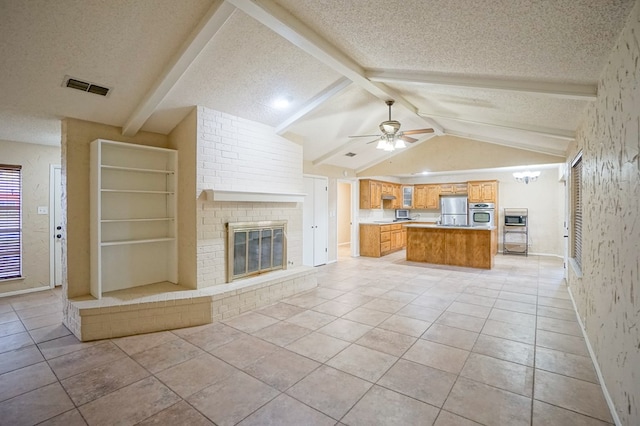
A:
345 152 357 157
64 76 111 97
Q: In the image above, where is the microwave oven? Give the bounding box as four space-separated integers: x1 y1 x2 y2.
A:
505 215 527 226
395 209 410 220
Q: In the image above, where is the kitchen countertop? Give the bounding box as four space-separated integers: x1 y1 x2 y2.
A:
404 223 495 230
360 220 437 225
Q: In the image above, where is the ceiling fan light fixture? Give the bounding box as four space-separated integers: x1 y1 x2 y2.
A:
380 120 401 134
376 137 387 150
394 138 406 149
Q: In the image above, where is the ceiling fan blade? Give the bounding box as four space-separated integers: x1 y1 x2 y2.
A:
365 138 382 144
349 134 382 138
402 128 434 136
399 135 418 143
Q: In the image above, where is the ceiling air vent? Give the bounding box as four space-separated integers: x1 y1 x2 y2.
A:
345 152 357 157
64 76 111 97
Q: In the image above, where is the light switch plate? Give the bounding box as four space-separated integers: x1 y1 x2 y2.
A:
37 206 48 215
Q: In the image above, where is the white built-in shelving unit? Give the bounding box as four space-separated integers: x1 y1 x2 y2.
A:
90 139 177 298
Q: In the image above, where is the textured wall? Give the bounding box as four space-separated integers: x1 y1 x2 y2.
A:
567 2 640 424
196 107 304 287
0 139 60 295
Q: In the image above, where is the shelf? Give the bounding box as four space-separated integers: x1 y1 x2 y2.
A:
91 139 178 299
102 165 174 174
101 189 175 194
101 237 175 247
101 218 174 223
204 189 306 203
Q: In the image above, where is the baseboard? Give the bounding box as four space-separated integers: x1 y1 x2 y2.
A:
0 285 52 298
566 285 621 426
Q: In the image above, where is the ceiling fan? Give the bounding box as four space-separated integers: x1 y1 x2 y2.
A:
349 100 434 151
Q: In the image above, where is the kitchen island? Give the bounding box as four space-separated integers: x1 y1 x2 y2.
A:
405 224 496 269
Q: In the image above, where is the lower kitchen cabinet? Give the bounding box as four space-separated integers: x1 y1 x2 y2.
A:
360 223 405 257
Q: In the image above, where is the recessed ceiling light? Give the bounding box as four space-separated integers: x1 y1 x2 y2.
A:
272 97 292 109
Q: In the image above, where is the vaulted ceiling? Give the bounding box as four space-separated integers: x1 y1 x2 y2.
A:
0 0 635 172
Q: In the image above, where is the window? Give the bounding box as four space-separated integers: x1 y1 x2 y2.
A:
570 153 583 270
0 165 22 280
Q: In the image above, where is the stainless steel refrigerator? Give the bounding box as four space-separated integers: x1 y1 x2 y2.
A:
440 195 468 225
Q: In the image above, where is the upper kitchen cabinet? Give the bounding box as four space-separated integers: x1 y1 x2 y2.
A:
468 180 498 204
414 184 440 209
440 183 468 195
402 186 413 208
360 179 382 209
360 179 402 209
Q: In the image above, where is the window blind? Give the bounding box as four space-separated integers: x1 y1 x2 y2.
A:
571 155 582 269
0 165 22 280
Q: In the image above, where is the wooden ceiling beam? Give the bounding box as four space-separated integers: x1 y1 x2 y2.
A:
228 0 444 134
367 70 597 100
122 1 235 137
419 112 575 140
275 77 351 134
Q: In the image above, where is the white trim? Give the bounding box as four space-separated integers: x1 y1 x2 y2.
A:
571 150 584 167
204 189 306 203
566 285 621 426
49 164 60 288
0 285 51 298
366 69 597 100
276 77 351 134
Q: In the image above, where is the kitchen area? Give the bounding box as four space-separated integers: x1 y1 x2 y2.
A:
358 179 499 269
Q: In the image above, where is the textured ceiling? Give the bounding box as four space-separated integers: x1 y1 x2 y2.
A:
0 0 636 172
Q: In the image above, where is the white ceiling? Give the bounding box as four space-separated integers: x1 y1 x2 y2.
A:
0 0 635 172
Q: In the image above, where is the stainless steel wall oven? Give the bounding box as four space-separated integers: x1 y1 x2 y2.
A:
469 202 495 227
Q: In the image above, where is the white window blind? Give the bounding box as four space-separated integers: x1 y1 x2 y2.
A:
0 165 22 280
571 154 583 269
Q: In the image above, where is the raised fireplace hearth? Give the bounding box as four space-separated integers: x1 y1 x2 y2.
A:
226 220 287 283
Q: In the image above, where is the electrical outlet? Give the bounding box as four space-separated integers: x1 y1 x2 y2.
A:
37 206 48 215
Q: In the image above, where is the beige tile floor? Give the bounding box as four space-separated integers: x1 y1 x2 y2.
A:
0 249 615 425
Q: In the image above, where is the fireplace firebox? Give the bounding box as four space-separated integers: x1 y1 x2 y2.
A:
226 221 287 282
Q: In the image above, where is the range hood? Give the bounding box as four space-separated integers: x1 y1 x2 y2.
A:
381 194 396 200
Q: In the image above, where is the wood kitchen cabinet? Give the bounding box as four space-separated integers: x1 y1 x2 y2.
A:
440 182 468 195
360 223 405 257
414 184 440 209
361 179 403 209
401 186 413 208
468 180 498 203
360 179 383 209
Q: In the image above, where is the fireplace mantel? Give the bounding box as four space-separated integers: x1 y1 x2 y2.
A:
203 189 306 203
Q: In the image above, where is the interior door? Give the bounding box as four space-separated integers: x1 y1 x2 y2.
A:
303 176 328 266
313 177 328 266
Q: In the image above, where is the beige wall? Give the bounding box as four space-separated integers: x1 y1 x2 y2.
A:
62 118 168 298
0 139 60 295
168 108 197 289
566 2 640 424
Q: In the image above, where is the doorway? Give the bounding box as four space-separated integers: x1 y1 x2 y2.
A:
337 180 353 259
49 165 62 287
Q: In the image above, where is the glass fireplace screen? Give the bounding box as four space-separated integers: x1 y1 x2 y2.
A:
226 221 287 282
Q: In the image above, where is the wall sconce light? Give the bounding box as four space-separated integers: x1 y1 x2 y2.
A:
513 170 541 184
